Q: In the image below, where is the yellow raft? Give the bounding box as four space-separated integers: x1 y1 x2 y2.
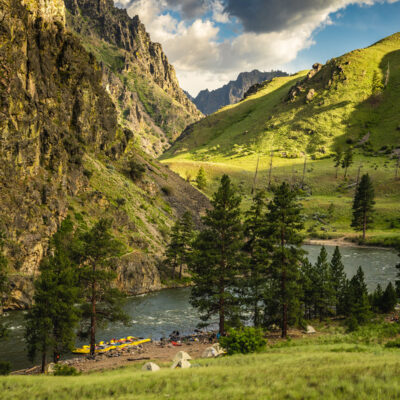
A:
73 337 151 354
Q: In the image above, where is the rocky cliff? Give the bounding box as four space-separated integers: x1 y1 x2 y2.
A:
193 70 288 115
64 0 202 156
0 0 209 309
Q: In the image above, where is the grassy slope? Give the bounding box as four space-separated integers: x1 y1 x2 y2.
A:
161 34 400 245
3 323 400 399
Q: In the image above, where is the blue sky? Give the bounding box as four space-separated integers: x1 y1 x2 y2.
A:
116 0 400 95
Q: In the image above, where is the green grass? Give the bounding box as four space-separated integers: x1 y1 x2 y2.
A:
161 33 400 245
4 324 400 399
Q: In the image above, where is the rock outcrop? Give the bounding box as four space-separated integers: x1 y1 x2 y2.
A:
193 70 288 115
64 0 202 156
0 0 209 309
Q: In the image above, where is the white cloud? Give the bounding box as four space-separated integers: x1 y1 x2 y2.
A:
117 0 400 96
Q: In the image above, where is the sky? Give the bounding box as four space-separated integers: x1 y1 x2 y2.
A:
114 0 400 96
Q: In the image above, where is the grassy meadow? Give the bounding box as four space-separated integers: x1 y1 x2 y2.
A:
161 33 400 246
3 322 400 399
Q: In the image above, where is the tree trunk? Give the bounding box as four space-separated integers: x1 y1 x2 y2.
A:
179 263 183 279
90 272 96 356
41 350 46 374
363 211 367 241
219 283 225 335
282 269 287 338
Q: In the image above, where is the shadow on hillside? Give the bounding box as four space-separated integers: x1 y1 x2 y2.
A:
332 49 400 152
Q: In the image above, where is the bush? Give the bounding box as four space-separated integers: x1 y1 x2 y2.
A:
127 160 146 182
0 361 11 375
161 186 173 196
219 327 267 355
385 338 400 349
53 364 81 376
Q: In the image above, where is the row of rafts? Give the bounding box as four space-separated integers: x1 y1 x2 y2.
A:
73 337 151 354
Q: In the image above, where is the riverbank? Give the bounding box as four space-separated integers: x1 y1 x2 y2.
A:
304 238 396 250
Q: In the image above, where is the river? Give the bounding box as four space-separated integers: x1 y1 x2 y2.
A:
0 244 398 370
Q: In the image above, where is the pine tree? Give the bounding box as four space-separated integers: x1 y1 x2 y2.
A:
342 147 353 179
165 212 194 279
25 218 81 372
76 219 129 356
264 183 305 338
333 149 343 179
381 282 397 313
330 246 347 314
314 246 335 320
370 284 384 313
243 190 270 327
195 167 207 191
0 231 9 340
344 267 371 327
300 259 317 320
351 174 375 241
189 175 243 335
396 248 400 298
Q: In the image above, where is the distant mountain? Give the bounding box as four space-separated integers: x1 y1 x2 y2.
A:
192 70 288 115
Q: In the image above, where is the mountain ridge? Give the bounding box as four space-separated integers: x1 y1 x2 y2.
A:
192 69 288 115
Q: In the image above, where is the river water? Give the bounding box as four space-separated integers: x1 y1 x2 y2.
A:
0 244 398 370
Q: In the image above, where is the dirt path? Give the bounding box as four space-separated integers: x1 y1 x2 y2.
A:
305 238 392 250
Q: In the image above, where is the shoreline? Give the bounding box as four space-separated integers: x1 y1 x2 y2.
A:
304 238 394 250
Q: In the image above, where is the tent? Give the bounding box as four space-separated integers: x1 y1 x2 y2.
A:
202 347 218 358
142 362 160 372
171 359 191 369
172 351 192 363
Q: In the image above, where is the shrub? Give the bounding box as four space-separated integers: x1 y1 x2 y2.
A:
0 361 10 375
53 364 81 376
219 327 267 355
116 197 126 207
385 338 400 349
161 186 173 196
127 160 146 182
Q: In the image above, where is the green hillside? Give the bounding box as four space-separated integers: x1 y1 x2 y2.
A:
3 323 400 399
161 33 400 245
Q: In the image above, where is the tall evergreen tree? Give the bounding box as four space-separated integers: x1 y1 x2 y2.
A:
313 246 335 320
195 167 207 191
344 267 371 327
351 174 375 241
25 218 81 372
264 183 305 338
300 259 317 320
189 175 243 335
165 212 194 279
396 247 400 298
381 282 397 313
330 246 347 314
369 284 384 313
342 147 353 179
333 148 343 179
76 219 129 355
0 231 9 340
243 190 270 327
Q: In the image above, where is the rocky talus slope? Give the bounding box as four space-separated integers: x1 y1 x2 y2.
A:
0 0 209 309
64 0 202 156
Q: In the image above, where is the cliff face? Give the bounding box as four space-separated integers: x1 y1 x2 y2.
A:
193 70 288 115
64 0 202 156
0 0 209 309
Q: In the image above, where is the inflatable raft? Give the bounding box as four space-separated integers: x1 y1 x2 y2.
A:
73 337 151 354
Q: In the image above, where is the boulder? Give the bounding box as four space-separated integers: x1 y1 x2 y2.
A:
142 362 160 372
306 89 316 102
45 363 56 374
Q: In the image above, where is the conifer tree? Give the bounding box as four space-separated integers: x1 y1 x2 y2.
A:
342 147 353 179
314 246 335 320
76 219 129 356
195 167 207 191
300 259 317 320
0 231 9 340
351 174 375 241
344 267 371 327
395 248 400 298
189 175 243 335
370 284 384 313
25 218 80 372
264 183 305 338
243 190 270 327
165 212 194 279
330 246 347 314
333 149 343 179
381 282 397 313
